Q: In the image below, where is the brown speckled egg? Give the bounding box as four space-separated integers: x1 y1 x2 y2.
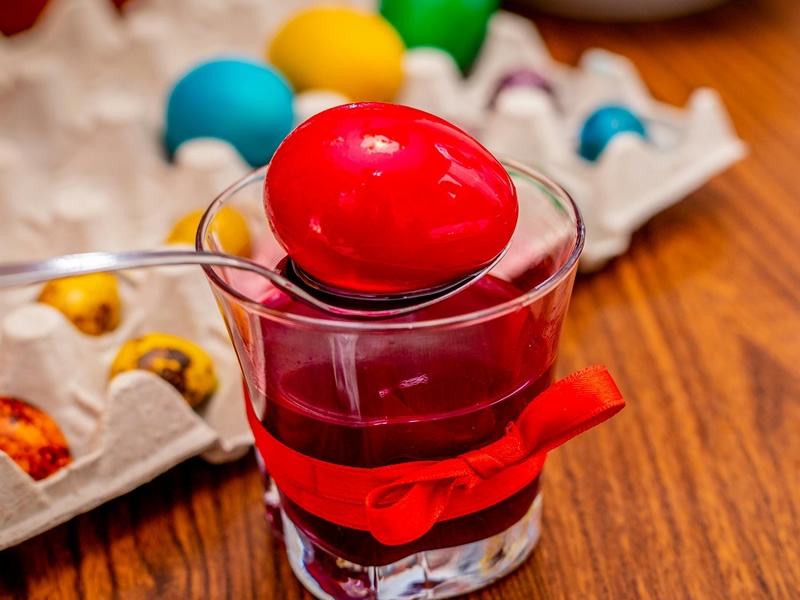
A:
110 333 218 408
0 396 73 481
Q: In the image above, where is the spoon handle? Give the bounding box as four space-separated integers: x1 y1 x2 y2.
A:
0 247 506 320
0 250 275 288
0 250 378 319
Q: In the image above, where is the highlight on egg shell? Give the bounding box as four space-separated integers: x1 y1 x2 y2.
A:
268 6 405 102
38 273 121 336
0 396 72 481
264 102 518 295
165 58 295 168
110 333 218 409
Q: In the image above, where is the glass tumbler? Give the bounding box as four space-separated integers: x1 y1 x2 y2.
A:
198 160 585 600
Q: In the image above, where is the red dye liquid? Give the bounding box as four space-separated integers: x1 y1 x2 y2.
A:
252 273 563 567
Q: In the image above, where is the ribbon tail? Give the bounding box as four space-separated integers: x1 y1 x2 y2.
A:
518 365 625 455
366 477 462 546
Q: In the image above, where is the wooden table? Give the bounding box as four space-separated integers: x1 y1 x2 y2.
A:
2 0 799 597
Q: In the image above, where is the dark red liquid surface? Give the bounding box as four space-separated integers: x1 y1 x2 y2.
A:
252 275 561 566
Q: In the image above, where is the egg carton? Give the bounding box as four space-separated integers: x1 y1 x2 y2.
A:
0 139 269 552
0 0 743 549
393 11 747 270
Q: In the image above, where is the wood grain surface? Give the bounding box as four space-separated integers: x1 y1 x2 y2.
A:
2 0 799 598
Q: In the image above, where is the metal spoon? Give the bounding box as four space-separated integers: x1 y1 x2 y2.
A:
0 247 508 320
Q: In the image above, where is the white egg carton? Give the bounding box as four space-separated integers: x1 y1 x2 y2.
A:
0 0 743 549
0 309 231 550
0 139 263 552
393 11 747 270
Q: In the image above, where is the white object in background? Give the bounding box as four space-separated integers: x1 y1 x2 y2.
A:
0 255 254 551
169 139 253 222
294 90 352 126
0 305 105 458
49 181 121 255
0 369 220 551
475 17 746 271
521 0 731 21
397 48 468 128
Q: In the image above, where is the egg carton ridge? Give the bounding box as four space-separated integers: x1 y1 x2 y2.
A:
397 12 747 270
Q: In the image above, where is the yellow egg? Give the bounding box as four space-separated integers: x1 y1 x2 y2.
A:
167 206 252 258
268 6 405 102
38 273 121 336
110 333 218 408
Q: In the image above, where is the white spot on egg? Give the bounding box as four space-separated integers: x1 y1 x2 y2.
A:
361 134 400 154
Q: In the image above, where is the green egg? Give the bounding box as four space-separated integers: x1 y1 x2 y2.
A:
380 0 498 73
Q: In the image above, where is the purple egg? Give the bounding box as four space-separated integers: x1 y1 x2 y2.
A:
489 68 555 109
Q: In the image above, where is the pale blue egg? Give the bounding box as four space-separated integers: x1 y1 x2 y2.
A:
165 58 294 168
579 105 647 162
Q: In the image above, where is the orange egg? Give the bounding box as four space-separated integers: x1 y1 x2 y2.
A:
0 396 72 481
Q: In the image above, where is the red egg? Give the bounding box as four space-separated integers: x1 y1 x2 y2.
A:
264 102 518 295
0 0 49 36
0 0 132 36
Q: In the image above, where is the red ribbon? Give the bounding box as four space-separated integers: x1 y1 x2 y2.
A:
246 365 624 546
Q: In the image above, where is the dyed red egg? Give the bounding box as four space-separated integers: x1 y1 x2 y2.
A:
264 102 518 295
0 0 49 36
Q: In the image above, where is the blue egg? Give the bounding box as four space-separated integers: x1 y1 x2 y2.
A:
578 105 647 162
165 58 294 168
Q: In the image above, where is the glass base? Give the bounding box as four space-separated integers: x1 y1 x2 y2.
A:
281 493 543 600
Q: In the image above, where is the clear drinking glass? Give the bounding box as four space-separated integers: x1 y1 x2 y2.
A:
198 160 584 600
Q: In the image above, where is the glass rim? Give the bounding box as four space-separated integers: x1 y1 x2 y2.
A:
196 159 585 331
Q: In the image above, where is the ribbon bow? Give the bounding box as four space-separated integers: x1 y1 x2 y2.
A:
246 365 624 546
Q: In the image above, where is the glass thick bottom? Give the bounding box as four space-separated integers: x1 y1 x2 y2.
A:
281 492 543 600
